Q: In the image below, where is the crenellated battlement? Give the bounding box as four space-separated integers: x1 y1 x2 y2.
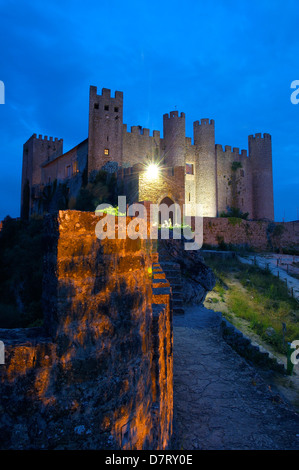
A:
131 125 143 134
21 83 274 222
194 118 215 127
90 85 123 101
124 125 160 138
30 134 63 144
163 111 185 119
248 133 271 141
216 144 248 158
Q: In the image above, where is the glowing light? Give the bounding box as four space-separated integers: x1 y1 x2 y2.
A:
145 163 159 179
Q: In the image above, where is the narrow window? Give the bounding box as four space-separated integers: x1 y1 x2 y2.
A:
72 160 79 174
188 192 191 201
104 149 109 156
240 169 245 177
65 165 71 178
185 163 194 175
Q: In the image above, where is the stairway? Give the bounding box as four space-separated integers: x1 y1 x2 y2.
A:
159 261 184 315
152 255 185 315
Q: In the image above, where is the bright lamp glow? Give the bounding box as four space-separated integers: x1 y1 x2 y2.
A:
146 163 159 179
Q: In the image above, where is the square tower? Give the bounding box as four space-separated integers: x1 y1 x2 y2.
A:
88 86 123 177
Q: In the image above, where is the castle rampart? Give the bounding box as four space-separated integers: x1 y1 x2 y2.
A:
215 143 253 217
0 211 173 450
122 125 161 167
20 84 275 222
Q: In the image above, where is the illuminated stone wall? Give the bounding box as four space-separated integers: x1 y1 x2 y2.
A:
21 86 275 222
195 217 299 251
0 210 173 450
138 166 185 213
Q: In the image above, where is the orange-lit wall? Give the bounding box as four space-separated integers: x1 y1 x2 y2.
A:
0 210 173 450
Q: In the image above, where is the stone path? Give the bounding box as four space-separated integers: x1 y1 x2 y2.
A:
172 306 299 450
238 254 299 301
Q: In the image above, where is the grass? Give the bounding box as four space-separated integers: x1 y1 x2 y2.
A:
205 257 299 354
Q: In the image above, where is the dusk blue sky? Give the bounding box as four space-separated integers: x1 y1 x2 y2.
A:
0 0 298 221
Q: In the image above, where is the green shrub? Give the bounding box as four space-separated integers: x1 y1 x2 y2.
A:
219 207 249 220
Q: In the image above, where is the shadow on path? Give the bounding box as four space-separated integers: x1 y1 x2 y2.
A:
172 306 299 450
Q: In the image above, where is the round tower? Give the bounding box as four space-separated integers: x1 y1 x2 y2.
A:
249 133 274 220
163 111 186 166
193 119 217 217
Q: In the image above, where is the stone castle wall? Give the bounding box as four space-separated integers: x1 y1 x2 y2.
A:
0 211 173 450
21 85 275 222
196 217 299 251
216 145 253 218
122 126 161 167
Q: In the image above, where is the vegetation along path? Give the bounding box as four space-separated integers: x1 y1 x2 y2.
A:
238 254 299 301
172 306 299 450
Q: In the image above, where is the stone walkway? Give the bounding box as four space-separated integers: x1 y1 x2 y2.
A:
172 306 299 450
238 254 299 301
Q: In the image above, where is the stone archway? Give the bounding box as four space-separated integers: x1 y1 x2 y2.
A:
159 196 176 225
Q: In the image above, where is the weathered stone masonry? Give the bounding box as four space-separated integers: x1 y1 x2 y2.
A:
196 217 299 251
21 85 275 222
0 211 173 450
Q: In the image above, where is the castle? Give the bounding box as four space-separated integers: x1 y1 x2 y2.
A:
21 85 274 220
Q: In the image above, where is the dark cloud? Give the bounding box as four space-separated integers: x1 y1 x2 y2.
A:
0 0 298 221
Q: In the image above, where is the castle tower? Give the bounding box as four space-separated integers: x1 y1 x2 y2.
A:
249 133 274 220
163 111 186 166
88 86 123 176
193 119 217 217
21 134 63 218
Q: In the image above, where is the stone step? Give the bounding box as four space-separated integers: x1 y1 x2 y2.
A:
164 275 182 282
172 290 182 297
173 299 184 307
164 269 181 279
159 261 180 269
173 308 185 315
156 258 185 316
